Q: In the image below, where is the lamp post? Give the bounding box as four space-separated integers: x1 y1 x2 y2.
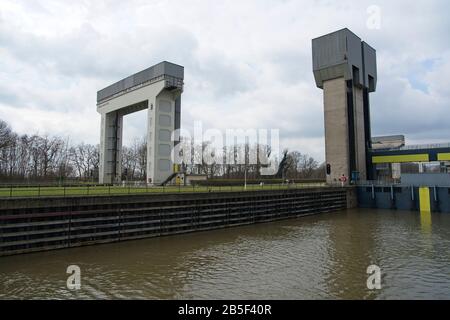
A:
244 165 247 191
244 141 248 191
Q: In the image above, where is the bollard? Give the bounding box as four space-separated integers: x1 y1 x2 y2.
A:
433 185 440 212
409 185 416 211
390 185 396 209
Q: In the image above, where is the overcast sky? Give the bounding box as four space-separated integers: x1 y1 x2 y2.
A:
1 0 449 162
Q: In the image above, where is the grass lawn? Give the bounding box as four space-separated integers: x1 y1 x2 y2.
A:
0 183 327 198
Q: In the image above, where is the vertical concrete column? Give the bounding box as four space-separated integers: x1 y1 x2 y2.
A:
146 100 155 185
353 85 367 180
323 78 349 184
146 90 181 185
391 163 401 180
99 111 123 184
419 163 425 173
115 113 123 181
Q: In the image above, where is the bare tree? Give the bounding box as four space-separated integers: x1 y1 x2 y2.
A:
0 119 13 150
0 118 324 183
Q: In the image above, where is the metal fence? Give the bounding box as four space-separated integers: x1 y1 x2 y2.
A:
356 180 401 186
356 180 450 188
0 182 330 199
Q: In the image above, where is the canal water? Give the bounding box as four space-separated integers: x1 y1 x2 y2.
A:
0 209 449 299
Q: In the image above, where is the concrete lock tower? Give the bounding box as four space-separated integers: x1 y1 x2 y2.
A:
97 61 183 185
312 28 377 184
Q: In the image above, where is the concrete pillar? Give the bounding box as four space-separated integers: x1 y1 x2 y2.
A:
323 77 367 183
353 86 367 180
419 162 425 173
323 79 367 184
323 78 350 184
391 163 401 180
146 91 180 185
99 111 123 184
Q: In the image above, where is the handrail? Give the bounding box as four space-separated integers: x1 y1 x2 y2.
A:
0 182 330 199
371 142 450 152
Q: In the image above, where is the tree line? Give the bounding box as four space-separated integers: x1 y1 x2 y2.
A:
177 140 325 180
0 119 324 184
0 119 99 183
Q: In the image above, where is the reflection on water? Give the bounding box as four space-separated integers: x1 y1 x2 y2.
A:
0 209 449 299
421 211 432 235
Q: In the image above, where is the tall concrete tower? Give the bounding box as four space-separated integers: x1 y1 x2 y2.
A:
97 61 183 185
312 29 377 184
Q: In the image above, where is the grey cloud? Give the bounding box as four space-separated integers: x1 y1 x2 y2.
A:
265 49 312 84
0 89 21 108
371 75 450 141
0 22 199 80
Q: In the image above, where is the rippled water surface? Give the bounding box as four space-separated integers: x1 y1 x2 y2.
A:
1 209 449 299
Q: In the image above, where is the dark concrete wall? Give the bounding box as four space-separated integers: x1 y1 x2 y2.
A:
357 185 450 213
401 173 450 186
0 188 349 257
